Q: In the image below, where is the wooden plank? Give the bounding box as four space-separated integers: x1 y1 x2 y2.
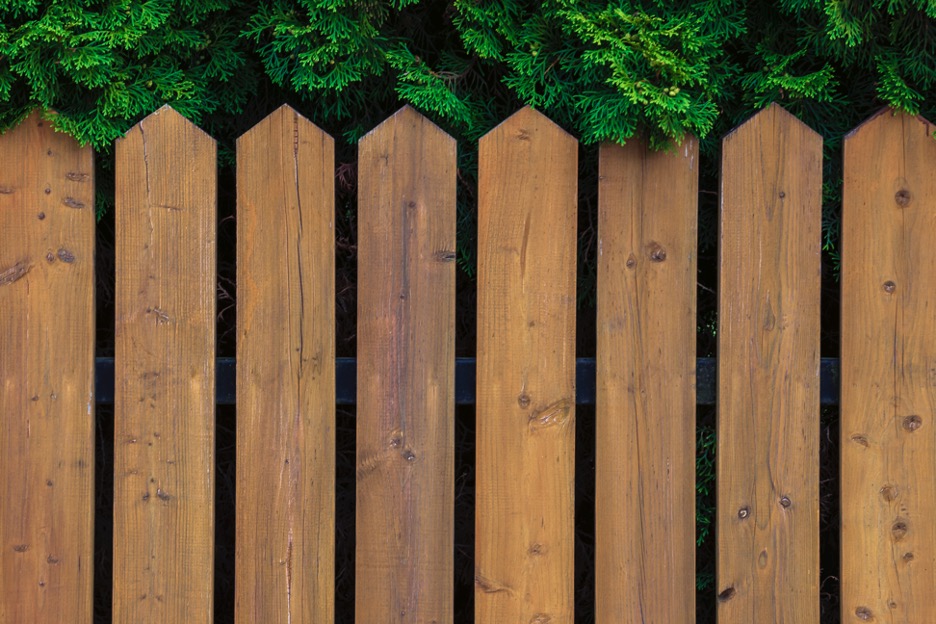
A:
356 106 456 624
595 139 697 623
841 110 936 622
235 105 335 623
0 112 95 624
717 104 822 622
113 106 216 623
475 107 577 624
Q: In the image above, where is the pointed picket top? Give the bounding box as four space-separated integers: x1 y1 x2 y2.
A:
238 104 333 146
118 104 215 145
480 105 577 148
844 106 936 154
723 102 821 146
360 104 455 150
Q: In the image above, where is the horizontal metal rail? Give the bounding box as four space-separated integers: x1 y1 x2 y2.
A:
93 357 840 406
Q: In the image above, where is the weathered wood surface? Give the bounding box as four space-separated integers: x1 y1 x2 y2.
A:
595 138 697 623
717 104 822 622
235 105 335 623
356 106 456 624
113 106 216 623
841 110 936 623
0 112 95 624
475 107 578 624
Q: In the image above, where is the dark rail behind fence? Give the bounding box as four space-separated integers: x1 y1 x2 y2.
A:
93 357 841 406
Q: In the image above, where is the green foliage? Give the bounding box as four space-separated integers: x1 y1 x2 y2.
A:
2 0 934 153
0 0 256 148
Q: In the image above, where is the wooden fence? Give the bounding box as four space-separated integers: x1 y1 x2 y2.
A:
1 103 934 623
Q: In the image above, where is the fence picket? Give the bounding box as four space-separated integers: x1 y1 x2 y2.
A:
475 107 578 623
595 139 697 623
356 106 456 623
841 110 936 622
717 104 821 622
235 105 335 623
0 111 95 624
113 106 216 623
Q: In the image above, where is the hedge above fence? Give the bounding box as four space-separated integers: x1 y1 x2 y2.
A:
1 0 935 152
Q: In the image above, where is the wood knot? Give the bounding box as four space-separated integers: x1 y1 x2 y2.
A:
528 398 572 431
62 196 85 209
879 484 899 502
717 587 736 602
647 241 667 262
779 496 791 508
0 261 30 286
891 518 908 541
850 433 869 447
517 393 531 409
895 189 911 207
737 506 751 520
902 415 922 431
882 281 896 294
57 248 76 263
854 606 874 620
625 253 637 269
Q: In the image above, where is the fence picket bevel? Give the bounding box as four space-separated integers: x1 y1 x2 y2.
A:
841 110 936 622
475 107 577 624
595 139 697 623
355 106 456 624
113 106 216 623
235 105 336 623
717 104 822 623
0 111 95 624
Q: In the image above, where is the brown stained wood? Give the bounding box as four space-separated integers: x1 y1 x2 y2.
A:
235 105 335 623
717 104 822 623
595 139 697 623
475 107 577 624
0 112 95 624
356 106 456 624
113 106 216 623
841 110 936 622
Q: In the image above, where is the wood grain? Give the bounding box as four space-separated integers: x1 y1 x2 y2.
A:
841 110 936 623
595 139 697 623
717 104 821 623
475 107 577 624
356 106 456 624
235 105 335 623
0 112 95 624
113 106 216 623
